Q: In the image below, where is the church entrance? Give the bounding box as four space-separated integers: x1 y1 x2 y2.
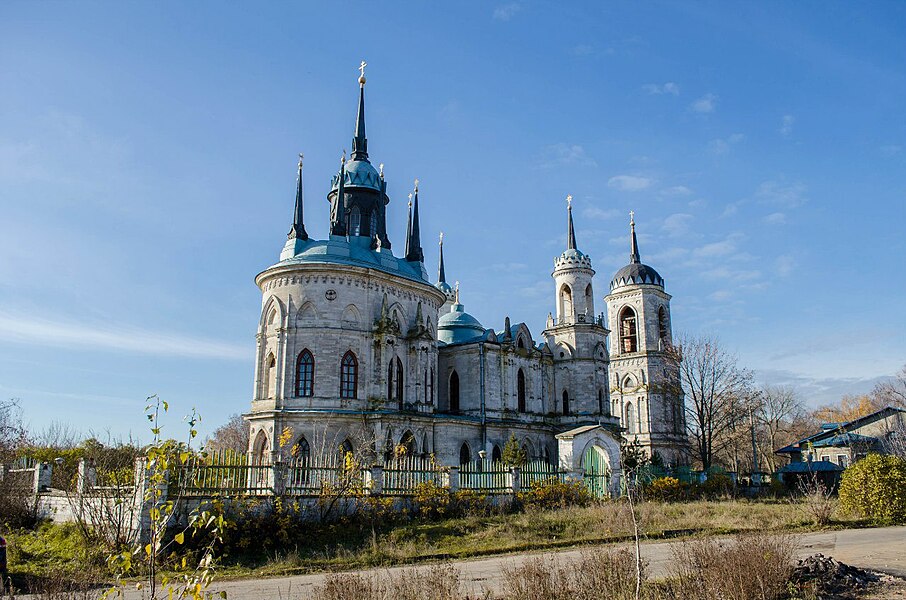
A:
582 444 610 498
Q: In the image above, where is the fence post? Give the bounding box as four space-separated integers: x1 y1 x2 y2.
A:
447 466 460 491
369 465 384 495
77 458 97 493
34 462 52 494
509 466 521 495
272 460 286 496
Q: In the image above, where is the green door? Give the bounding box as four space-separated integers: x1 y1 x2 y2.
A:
583 445 610 498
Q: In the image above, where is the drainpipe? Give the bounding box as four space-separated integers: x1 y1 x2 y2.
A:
479 342 487 450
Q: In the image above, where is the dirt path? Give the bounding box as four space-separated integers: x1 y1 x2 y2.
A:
81 526 906 599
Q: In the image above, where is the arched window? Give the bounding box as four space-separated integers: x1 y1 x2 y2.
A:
339 439 354 459
369 210 378 237
449 370 460 413
423 369 428 403
492 445 502 462
517 368 526 413
348 206 361 236
459 442 470 464
517 337 525 350
626 402 635 434
429 368 435 404
619 307 638 353
658 306 669 349
585 284 594 316
399 430 416 456
296 349 314 397
292 436 311 460
265 353 277 398
395 358 404 410
340 351 358 399
562 390 570 415
598 389 605 415
559 284 573 321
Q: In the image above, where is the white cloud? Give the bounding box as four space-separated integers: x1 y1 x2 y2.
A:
763 212 786 225
709 290 734 302
780 114 795 137
541 143 597 168
582 206 620 220
643 82 680 96
0 312 248 360
493 2 520 20
607 175 652 191
708 133 745 155
662 213 693 237
776 255 795 277
661 185 693 197
691 93 718 113
756 180 808 208
692 233 743 259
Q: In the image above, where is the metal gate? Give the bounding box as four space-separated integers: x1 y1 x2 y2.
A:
582 445 610 498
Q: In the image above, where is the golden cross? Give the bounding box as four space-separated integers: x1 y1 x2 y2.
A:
359 60 367 78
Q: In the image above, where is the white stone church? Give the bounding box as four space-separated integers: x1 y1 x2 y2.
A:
244 70 689 470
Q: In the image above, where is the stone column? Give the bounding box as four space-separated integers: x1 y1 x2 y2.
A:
446 466 460 491
77 459 97 493
34 462 52 495
509 467 521 495
368 465 384 495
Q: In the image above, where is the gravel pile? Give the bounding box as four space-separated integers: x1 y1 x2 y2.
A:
792 554 880 599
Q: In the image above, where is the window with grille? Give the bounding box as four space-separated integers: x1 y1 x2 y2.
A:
340 351 358 399
296 349 314 397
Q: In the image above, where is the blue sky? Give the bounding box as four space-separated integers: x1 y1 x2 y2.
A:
1 1 904 441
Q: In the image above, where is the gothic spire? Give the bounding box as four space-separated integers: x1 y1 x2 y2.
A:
406 179 424 263
330 152 347 236
566 194 577 251
404 193 412 258
351 60 369 162
438 232 446 283
288 154 308 240
629 210 640 264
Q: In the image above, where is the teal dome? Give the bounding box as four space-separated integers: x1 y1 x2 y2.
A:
331 159 381 191
438 302 485 344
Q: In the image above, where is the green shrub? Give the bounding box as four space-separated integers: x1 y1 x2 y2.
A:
644 476 688 502
519 478 591 510
839 454 906 524
699 472 734 499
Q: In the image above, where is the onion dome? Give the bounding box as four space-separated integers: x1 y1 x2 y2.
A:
610 213 665 291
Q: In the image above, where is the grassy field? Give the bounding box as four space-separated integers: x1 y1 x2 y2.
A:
2 498 867 588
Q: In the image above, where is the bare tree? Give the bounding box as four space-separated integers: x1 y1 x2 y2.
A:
756 386 807 473
665 335 753 471
873 363 906 409
0 398 28 461
205 413 250 453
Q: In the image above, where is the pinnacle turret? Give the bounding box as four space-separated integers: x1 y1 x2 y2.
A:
405 179 424 263
287 154 308 241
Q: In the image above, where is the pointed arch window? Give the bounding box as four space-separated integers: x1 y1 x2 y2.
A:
598 389 605 415
658 306 669 350
559 284 573 322
265 353 277 398
399 430 416 457
562 390 570 415
626 402 635 434
517 368 526 413
292 436 311 461
585 284 594 317
369 210 378 237
459 442 470 464
348 206 361 236
449 370 460 413
340 351 358 399
395 357 404 410
619 307 638 353
296 349 314 397
429 368 435 404
492 445 502 463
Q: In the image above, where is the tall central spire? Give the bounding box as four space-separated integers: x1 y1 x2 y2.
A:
438 232 446 282
288 154 308 240
629 210 640 264
351 60 369 161
566 194 577 250
406 179 424 263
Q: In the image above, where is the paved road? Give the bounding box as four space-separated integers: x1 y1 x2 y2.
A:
107 526 906 599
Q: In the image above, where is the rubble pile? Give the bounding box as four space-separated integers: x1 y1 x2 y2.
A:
792 554 880 598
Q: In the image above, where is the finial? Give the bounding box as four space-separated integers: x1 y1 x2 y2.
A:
298 153 304 168
379 163 384 177
341 149 347 165
414 178 419 192
630 210 635 226
454 280 460 303
629 210 640 264
566 194 572 208
408 192 413 208
439 231 444 245
358 60 367 85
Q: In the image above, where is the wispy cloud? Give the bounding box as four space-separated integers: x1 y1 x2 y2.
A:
691 233 744 259
780 114 795 137
607 174 652 191
540 143 597 168
582 206 621 220
492 2 520 21
660 185 693 197
776 255 795 277
708 133 745 155
691 93 718 114
0 312 248 360
662 213 693 237
643 82 680 96
756 180 808 208
763 212 786 225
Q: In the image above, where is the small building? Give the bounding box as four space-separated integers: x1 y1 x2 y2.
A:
776 406 905 469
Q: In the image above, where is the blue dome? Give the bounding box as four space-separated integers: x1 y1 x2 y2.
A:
331 160 381 191
438 302 486 344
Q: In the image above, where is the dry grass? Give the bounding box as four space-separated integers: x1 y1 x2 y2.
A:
502 548 641 600
311 564 467 600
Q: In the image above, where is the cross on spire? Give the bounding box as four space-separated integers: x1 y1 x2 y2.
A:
629 210 640 264
566 193 577 251
358 60 367 84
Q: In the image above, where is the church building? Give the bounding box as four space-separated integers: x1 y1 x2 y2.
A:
244 67 689 468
